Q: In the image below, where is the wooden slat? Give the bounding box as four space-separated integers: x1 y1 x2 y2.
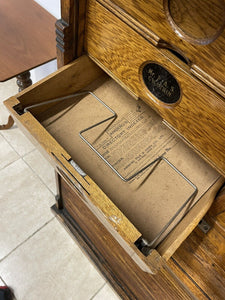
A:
12 55 103 115
208 186 225 237
56 0 87 67
172 230 225 300
170 189 225 300
56 0 76 67
167 259 208 300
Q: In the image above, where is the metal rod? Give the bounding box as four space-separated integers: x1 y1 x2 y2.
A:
23 91 94 113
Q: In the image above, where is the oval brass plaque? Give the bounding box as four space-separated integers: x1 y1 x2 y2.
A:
142 63 181 104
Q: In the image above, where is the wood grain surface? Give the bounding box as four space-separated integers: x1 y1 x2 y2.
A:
169 188 225 299
100 0 225 96
85 0 225 177
16 55 103 115
165 0 225 43
0 0 56 81
56 0 87 68
56 0 76 67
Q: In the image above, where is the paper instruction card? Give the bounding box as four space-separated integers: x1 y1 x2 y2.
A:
44 78 219 246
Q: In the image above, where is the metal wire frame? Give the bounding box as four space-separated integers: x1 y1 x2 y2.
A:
23 90 198 249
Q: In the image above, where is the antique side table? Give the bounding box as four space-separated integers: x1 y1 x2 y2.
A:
0 0 56 129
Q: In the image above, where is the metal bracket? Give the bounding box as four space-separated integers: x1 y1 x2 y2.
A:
198 219 211 234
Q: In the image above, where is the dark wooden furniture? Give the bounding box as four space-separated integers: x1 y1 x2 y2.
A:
0 0 56 129
4 0 225 298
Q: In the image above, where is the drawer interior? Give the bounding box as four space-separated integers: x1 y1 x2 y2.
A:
15 61 221 252
6 55 223 271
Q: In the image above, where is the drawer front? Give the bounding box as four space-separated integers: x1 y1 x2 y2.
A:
98 0 225 97
85 0 225 177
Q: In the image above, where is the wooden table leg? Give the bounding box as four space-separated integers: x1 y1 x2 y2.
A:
0 71 32 130
0 115 14 130
16 71 32 92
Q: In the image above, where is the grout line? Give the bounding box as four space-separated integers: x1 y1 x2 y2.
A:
0 127 31 159
0 131 21 170
21 147 37 158
0 155 56 197
0 131 17 149
22 153 56 197
0 276 7 286
0 156 20 171
0 122 38 160
0 217 55 263
0 145 56 197
89 282 107 300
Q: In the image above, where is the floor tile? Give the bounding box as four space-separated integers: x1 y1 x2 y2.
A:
0 219 105 300
0 120 35 156
92 283 121 300
0 135 19 170
23 149 57 194
0 78 18 105
0 159 55 260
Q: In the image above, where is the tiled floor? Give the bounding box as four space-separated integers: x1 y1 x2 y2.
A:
0 78 120 300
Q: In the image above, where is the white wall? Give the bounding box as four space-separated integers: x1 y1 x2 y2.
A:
34 0 61 18
30 0 61 83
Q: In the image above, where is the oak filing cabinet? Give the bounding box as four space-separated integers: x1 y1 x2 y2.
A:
4 0 225 298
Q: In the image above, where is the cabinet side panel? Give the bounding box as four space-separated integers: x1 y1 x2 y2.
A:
56 0 87 67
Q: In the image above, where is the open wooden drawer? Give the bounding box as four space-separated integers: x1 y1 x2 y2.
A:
4 55 224 274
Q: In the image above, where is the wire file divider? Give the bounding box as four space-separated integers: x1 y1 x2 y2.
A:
23 90 198 251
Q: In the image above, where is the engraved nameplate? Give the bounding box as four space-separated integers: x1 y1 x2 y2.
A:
142 63 181 104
